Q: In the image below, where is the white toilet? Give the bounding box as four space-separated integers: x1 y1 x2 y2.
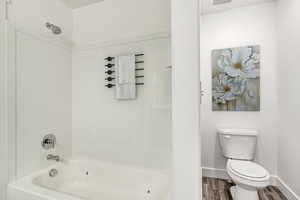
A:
218 128 270 200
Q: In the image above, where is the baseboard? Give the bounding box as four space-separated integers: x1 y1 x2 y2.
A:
202 167 299 200
202 167 229 180
276 176 300 200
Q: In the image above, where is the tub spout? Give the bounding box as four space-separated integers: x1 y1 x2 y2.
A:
47 154 60 162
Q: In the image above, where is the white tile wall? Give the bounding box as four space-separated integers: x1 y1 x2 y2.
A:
72 38 172 169
16 31 72 178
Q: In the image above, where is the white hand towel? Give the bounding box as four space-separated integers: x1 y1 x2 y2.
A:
117 55 136 84
115 55 136 100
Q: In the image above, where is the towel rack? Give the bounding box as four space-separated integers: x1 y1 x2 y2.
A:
104 54 145 88
105 54 144 61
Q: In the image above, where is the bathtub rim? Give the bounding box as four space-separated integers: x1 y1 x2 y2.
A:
8 159 170 200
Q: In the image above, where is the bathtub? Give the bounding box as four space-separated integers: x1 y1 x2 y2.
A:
8 160 170 200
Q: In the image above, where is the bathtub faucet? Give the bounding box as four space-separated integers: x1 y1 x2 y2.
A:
47 154 60 162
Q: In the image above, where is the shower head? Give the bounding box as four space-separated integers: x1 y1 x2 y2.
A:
46 22 62 35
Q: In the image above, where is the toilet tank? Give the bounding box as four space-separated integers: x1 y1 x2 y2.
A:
218 128 258 160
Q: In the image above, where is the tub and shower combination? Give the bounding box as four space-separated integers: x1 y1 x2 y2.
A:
8 160 170 200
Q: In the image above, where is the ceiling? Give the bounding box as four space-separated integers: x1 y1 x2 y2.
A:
60 0 104 9
201 0 275 14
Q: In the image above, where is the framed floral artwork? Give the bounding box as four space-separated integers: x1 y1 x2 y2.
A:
212 45 260 111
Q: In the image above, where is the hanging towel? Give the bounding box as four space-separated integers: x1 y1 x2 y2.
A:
115 55 136 100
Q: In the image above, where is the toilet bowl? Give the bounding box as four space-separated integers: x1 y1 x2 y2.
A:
227 159 270 200
217 128 270 200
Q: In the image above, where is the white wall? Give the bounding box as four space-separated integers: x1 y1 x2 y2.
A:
0 19 8 200
72 39 172 169
0 0 5 20
15 31 72 178
200 2 279 175
277 0 300 197
171 0 201 199
72 0 170 46
8 0 73 40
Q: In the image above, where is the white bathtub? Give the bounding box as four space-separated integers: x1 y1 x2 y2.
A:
8 160 170 200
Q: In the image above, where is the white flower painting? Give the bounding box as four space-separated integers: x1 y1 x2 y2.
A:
212 45 260 111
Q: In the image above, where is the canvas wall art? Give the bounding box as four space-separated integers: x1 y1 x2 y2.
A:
212 45 260 111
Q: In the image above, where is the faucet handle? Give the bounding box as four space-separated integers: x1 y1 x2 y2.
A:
42 134 56 150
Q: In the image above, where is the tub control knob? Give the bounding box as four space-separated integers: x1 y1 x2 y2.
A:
42 134 56 150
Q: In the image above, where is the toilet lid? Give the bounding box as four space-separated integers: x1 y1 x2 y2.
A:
229 160 268 179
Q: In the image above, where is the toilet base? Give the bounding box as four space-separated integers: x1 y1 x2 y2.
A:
230 185 259 200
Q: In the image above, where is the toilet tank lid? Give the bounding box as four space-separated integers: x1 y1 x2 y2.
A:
217 128 258 136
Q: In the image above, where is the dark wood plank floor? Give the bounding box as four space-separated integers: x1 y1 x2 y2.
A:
203 177 288 200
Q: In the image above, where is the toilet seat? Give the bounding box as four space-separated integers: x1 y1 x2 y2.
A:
227 159 270 188
229 160 267 179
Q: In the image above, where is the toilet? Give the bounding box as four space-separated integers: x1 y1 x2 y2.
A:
218 128 270 200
